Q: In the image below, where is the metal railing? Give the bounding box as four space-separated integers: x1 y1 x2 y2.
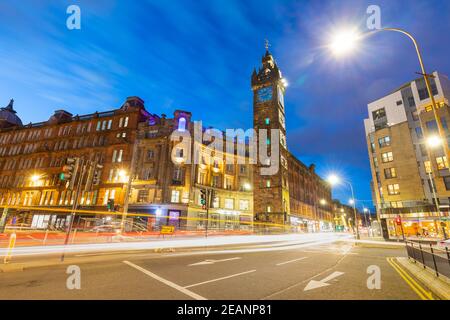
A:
405 240 450 279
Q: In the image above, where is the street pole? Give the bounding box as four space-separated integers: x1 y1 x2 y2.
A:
120 137 139 233
61 158 85 262
205 188 210 238
347 182 360 240
380 28 447 227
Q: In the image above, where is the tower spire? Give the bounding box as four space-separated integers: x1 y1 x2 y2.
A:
264 39 271 53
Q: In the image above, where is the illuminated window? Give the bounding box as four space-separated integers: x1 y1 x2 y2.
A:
384 168 397 179
267 206 272 213
224 198 234 209
265 118 270 125
436 156 448 170
266 179 271 188
171 190 180 203
381 152 393 163
239 200 249 211
387 184 400 195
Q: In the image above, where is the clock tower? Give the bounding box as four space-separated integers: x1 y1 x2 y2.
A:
251 45 290 225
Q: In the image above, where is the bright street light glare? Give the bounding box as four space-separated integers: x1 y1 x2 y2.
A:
327 174 340 186
348 199 355 205
426 135 442 149
329 29 360 56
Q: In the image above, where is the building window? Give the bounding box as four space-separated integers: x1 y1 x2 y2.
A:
198 172 206 185
171 190 180 203
178 117 186 132
112 149 123 163
373 156 378 168
436 156 448 170
239 199 249 211
372 108 386 120
239 165 247 175
408 96 416 107
212 196 220 208
381 152 394 163
265 179 271 188
265 118 270 125
224 198 234 209
426 120 438 133
173 166 183 182
226 164 234 172
147 150 154 160
411 110 419 121
387 184 400 195
391 201 403 208
212 175 220 188
267 206 272 213
384 167 397 179
396 100 403 106
415 127 423 139
225 177 233 190
378 136 391 148
443 177 450 191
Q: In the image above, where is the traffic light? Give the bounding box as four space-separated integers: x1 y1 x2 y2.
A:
60 157 79 190
107 198 115 211
395 216 402 225
200 189 207 210
85 163 103 191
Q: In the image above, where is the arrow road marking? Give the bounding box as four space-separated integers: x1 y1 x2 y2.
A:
304 271 345 291
188 257 241 266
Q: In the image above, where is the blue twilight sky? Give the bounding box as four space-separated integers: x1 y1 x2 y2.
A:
1 0 450 210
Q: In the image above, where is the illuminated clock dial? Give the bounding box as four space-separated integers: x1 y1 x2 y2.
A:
257 86 273 103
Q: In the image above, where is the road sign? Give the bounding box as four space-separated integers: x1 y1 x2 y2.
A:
160 225 175 235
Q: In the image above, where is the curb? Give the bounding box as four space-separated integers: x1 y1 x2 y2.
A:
396 257 450 300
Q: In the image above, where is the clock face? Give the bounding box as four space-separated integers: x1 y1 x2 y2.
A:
257 86 273 103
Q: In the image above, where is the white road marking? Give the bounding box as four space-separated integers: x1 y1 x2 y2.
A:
188 257 241 266
123 260 206 300
275 256 308 266
184 270 256 289
304 271 345 291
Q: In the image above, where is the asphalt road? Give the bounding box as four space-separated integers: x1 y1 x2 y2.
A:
0 239 435 300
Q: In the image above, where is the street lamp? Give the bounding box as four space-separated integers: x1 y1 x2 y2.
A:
329 27 450 237
327 174 360 239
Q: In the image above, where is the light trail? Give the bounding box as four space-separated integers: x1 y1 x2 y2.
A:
0 233 351 258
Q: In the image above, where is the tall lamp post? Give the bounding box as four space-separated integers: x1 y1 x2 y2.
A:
327 174 360 239
329 27 449 234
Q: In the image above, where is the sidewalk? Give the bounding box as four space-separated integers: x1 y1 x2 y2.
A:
396 257 450 300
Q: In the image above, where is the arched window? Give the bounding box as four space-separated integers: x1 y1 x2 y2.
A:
178 117 186 132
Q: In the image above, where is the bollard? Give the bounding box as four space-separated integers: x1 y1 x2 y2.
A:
3 232 16 264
